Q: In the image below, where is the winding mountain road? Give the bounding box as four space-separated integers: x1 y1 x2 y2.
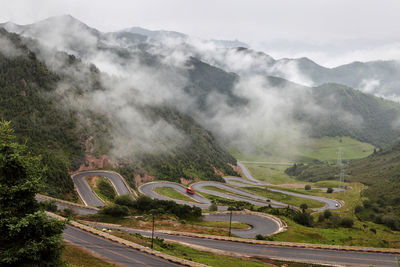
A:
72 170 132 207
59 165 400 266
138 182 282 237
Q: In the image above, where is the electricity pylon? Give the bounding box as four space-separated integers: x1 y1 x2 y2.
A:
336 148 345 189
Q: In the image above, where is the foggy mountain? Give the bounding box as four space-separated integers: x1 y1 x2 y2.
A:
194 46 400 102
2 14 400 175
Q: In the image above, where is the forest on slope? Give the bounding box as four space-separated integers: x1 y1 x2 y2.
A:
0 28 238 199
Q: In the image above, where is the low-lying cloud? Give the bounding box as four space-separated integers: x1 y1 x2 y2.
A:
5 17 376 162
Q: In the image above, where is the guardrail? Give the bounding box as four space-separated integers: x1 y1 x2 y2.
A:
37 194 99 211
81 220 400 255
47 212 209 267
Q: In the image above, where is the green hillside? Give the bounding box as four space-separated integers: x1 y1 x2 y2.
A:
301 83 400 148
0 28 82 199
285 141 400 230
231 136 375 163
0 28 238 198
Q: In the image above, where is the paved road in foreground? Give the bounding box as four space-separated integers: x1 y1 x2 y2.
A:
64 225 181 266
85 222 400 267
72 171 131 207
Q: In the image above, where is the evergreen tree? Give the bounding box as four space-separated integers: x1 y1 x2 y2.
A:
0 121 65 266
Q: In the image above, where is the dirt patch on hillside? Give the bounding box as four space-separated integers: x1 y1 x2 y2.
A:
213 166 224 177
73 154 114 174
180 177 198 185
86 176 99 189
134 173 155 188
228 163 242 176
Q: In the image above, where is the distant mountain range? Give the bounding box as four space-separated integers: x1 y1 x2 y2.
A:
2 15 400 159
2 15 399 104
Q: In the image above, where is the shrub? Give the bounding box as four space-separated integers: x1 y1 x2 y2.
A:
370 228 377 234
300 203 308 212
354 205 363 213
327 214 342 227
323 210 332 219
61 207 74 217
363 200 372 208
134 196 202 219
294 212 313 227
256 234 265 240
100 204 130 217
341 217 354 228
98 178 116 200
304 185 311 190
327 187 333 193
382 215 400 230
209 203 218 211
39 200 58 212
114 194 136 207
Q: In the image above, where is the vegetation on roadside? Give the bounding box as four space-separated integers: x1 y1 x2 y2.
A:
96 177 116 202
62 243 116 267
154 187 197 202
200 192 257 210
99 195 202 220
78 213 246 236
0 121 65 266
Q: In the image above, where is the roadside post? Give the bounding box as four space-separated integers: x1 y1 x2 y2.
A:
151 214 155 249
228 210 233 237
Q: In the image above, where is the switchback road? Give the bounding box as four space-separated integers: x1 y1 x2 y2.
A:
72 170 131 207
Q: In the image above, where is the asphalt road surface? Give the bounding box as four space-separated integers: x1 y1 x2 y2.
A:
64 225 181 266
139 182 212 209
236 162 342 210
85 222 400 267
191 181 287 208
72 171 131 207
36 195 98 215
202 213 279 238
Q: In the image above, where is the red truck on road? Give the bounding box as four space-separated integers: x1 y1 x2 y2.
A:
186 187 195 194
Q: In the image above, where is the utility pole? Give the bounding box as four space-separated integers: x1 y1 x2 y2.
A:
228 210 233 237
151 214 155 249
337 148 345 189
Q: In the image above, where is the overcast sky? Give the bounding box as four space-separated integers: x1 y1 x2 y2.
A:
1 0 400 67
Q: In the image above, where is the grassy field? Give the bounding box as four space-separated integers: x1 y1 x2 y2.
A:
154 187 197 202
243 187 324 209
231 136 374 163
203 185 241 195
62 242 116 267
300 136 375 161
242 164 296 184
273 217 400 248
